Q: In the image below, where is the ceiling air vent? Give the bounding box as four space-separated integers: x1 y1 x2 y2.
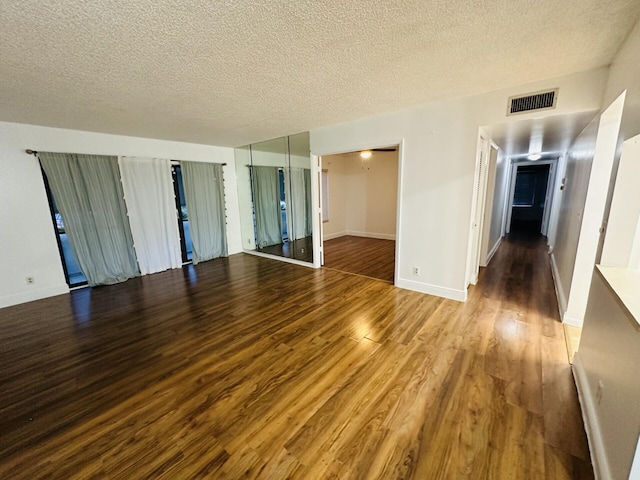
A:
507 89 558 116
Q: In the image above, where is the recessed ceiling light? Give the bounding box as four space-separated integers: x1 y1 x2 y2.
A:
527 153 542 161
360 150 372 159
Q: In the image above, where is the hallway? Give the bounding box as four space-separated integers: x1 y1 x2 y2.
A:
0 236 591 478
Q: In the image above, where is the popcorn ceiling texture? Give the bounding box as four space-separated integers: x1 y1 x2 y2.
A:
0 0 638 147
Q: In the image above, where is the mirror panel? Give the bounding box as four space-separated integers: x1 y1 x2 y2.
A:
235 132 313 263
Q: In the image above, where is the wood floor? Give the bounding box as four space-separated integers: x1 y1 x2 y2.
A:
256 236 314 263
323 235 395 282
0 236 592 479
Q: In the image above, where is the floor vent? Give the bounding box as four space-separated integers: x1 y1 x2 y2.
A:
507 89 558 115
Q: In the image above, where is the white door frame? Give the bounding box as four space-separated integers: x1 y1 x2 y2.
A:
310 154 323 267
466 134 491 286
540 161 557 236
505 158 558 235
479 142 501 267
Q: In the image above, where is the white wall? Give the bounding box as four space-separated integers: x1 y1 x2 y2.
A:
234 145 256 251
556 93 625 327
600 16 640 273
603 17 640 149
311 68 607 301
322 151 398 241
550 118 600 316
0 121 239 309
480 145 507 266
573 269 640 480
321 155 348 239
574 18 640 480
600 135 640 268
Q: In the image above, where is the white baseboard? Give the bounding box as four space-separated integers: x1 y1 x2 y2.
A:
396 278 467 302
227 243 244 255
484 238 502 267
0 284 70 309
345 230 396 241
550 253 568 319
323 230 347 241
562 312 584 328
323 230 396 241
573 353 611 480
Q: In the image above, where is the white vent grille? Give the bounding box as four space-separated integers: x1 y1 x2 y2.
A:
507 89 558 116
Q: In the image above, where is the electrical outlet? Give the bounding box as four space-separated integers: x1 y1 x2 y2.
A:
596 380 604 405
26 276 34 285
412 267 420 276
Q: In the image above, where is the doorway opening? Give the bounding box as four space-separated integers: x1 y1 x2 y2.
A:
171 164 193 263
317 146 400 283
504 159 557 241
41 169 88 287
509 163 551 236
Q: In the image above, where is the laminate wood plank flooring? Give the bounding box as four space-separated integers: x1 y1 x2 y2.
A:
563 324 582 363
323 235 395 282
257 235 314 263
0 235 592 479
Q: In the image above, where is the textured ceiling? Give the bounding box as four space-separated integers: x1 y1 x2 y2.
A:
0 1 639 147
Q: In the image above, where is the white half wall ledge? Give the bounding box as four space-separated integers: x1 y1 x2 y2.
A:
0 284 69 310
573 353 611 480
396 278 467 302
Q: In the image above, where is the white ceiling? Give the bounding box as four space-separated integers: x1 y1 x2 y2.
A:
0 0 639 147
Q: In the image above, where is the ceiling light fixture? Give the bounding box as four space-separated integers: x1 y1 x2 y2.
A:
360 150 372 159
527 153 542 161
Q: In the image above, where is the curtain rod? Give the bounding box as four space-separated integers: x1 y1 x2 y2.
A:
27 150 226 166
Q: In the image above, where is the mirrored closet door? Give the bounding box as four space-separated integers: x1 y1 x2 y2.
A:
235 132 313 263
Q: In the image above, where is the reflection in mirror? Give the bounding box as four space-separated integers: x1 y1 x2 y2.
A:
235 132 313 263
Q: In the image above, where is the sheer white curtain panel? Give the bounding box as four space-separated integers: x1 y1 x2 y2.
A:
118 156 182 274
180 161 228 264
39 152 140 286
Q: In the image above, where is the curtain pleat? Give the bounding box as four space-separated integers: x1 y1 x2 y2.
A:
287 167 308 241
118 157 182 274
180 161 228 264
39 152 139 286
252 166 282 247
304 169 313 237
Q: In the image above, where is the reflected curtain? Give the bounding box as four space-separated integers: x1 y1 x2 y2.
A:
252 166 282 247
286 167 308 241
304 169 312 237
118 156 182 274
180 161 228 264
39 152 139 286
